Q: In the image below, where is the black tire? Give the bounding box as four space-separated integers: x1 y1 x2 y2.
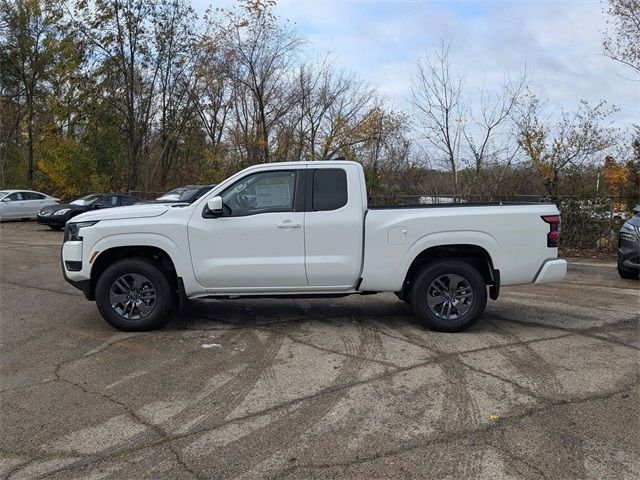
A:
618 265 639 280
49 225 63 231
411 260 487 332
95 258 173 331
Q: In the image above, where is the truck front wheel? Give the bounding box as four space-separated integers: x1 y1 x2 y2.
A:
95 258 173 331
411 260 487 332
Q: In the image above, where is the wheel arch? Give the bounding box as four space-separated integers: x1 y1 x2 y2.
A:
88 245 179 301
398 243 499 302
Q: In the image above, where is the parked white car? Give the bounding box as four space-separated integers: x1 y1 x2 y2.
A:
61 161 567 332
0 190 59 221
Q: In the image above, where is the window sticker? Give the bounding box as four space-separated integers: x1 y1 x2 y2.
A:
255 184 290 208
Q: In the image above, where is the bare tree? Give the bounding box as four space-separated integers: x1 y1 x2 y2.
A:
217 2 303 163
603 0 640 78
150 0 199 189
462 74 527 197
411 37 466 198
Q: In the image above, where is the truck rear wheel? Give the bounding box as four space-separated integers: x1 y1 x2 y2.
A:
411 260 487 332
95 258 173 331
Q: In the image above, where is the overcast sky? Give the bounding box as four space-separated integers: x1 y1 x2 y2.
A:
194 0 638 126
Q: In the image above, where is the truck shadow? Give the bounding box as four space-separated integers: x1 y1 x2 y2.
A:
166 295 422 331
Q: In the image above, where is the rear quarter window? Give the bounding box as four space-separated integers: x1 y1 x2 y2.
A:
312 169 348 211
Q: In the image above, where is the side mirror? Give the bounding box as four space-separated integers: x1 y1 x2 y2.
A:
94 202 107 209
1 198 10 203
207 196 223 215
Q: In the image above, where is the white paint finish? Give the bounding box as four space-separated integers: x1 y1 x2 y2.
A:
360 203 560 291
387 226 407 245
534 259 568 284
62 241 82 263
73 203 171 222
304 163 364 287
61 160 566 300
189 211 307 289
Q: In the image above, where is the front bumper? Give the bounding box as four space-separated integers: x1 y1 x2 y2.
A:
61 240 93 299
37 214 65 228
618 239 640 271
534 259 567 284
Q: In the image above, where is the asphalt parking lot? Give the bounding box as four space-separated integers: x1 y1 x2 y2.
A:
1 221 639 479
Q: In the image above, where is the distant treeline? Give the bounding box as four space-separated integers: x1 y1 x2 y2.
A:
1 0 638 204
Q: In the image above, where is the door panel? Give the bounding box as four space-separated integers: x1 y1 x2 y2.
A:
23 192 45 217
189 212 307 288
188 169 308 289
304 167 363 287
6 193 27 218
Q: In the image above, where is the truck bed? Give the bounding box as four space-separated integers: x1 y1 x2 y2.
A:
359 203 560 292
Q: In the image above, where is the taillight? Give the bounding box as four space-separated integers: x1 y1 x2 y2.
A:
541 215 561 248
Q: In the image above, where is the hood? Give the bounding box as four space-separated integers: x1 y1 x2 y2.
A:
40 203 87 214
71 203 173 222
136 199 190 205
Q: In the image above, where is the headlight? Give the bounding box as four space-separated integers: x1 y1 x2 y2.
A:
64 221 99 242
620 222 640 243
53 208 71 216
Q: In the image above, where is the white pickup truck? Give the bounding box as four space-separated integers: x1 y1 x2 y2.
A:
61 161 567 332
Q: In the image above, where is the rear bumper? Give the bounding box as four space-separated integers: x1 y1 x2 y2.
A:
534 259 567 284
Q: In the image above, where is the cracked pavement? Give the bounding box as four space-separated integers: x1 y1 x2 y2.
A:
1 221 639 479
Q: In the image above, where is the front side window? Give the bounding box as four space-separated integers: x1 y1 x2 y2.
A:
119 196 137 206
8 192 23 201
104 196 119 207
221 171 296 217
312 169 348 211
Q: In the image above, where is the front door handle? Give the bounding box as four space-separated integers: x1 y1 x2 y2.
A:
277 220 302 229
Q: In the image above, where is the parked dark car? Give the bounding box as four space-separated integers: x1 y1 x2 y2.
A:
618 205 640 279
139 185 215 205
37 193 140 230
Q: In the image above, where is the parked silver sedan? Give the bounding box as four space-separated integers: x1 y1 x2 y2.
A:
0 190 59 221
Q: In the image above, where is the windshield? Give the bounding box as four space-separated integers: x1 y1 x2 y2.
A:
628 213 640 227
0 191 9 199
157 186 205 202
70 194 100 206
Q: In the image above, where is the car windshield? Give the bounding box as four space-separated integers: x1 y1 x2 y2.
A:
157 186 206 203
0 191 9 199
628 213 640 227
70 194 100 206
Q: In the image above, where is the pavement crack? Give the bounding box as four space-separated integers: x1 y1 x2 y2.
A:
457 357 550 404
0 280 81 297
495 314 640 352
272 382 639 475
267 329 401 368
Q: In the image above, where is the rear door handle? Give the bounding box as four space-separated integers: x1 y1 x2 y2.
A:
277 220 301 229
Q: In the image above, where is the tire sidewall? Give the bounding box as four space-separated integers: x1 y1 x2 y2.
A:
617 265 639 280
412 260 487 332
95 258 173 331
